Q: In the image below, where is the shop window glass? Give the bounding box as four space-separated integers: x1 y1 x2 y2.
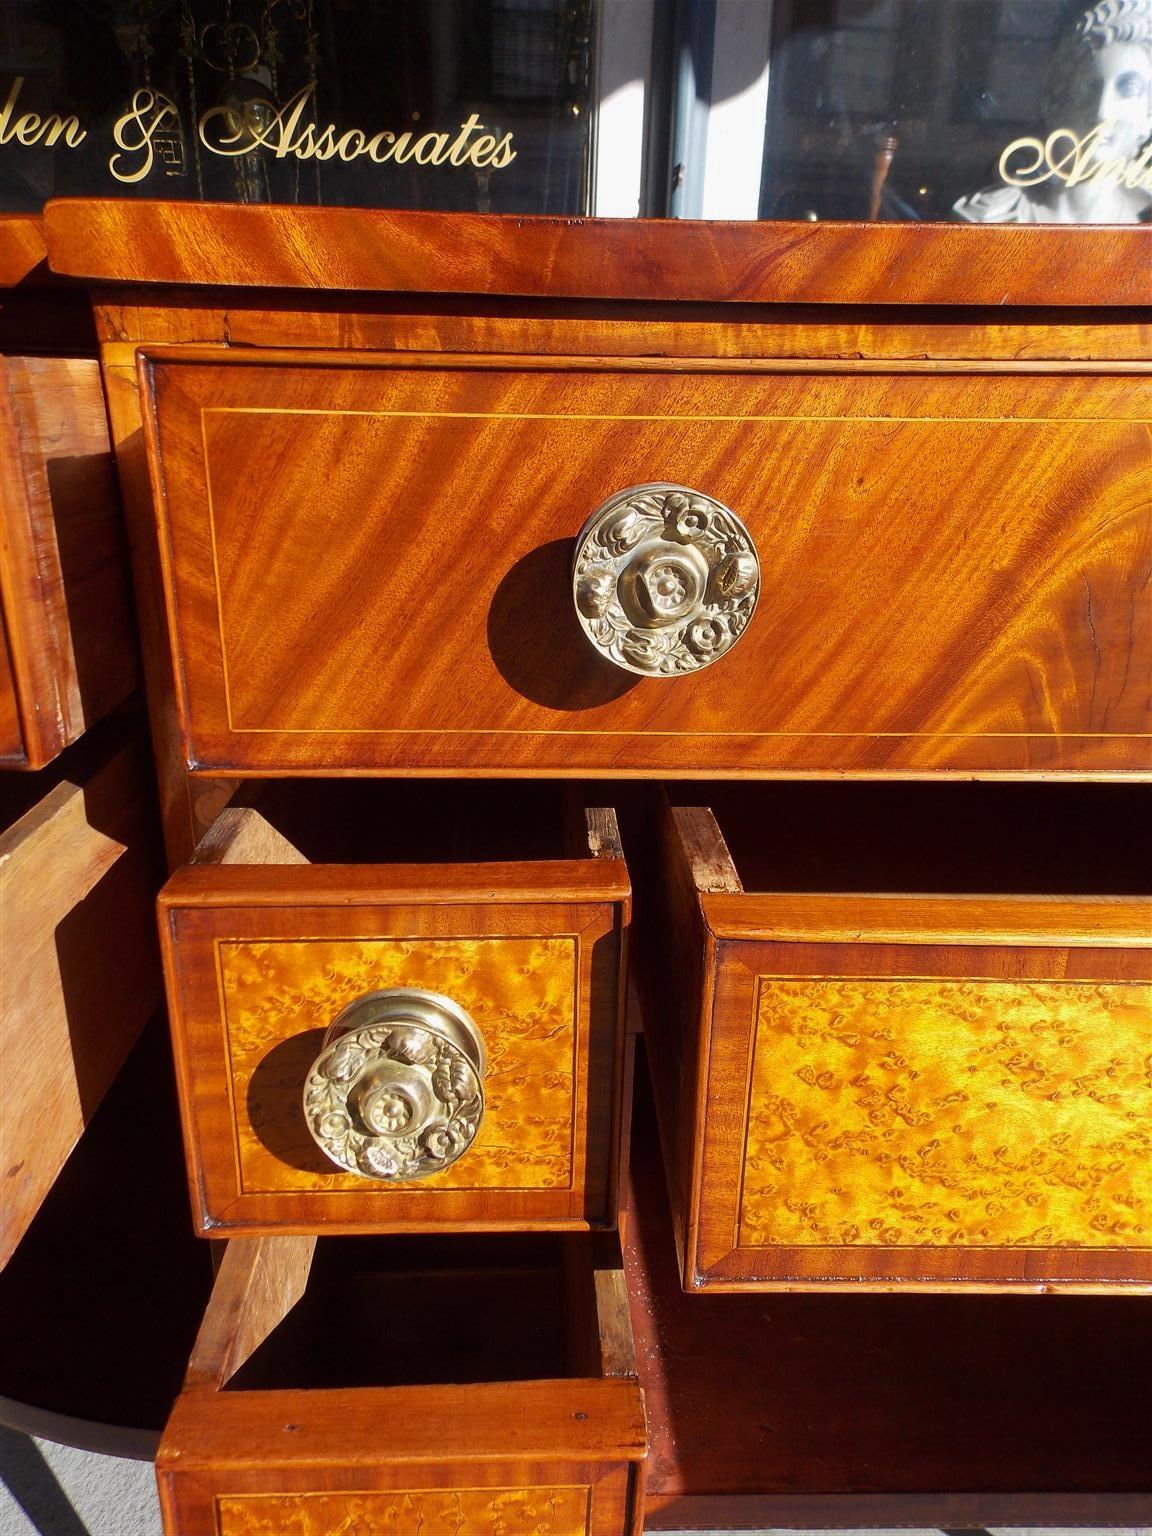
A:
759 0 1152 222
0 0 593 213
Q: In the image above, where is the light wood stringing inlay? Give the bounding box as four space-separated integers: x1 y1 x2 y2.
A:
219 936 578 1194
738 977 1152 1250
216 1486 592 1536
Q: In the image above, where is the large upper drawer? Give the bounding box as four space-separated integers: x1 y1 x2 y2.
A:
141 353 1150 778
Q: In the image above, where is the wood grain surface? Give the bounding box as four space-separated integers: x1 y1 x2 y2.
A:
1 355 137 768
0 733 162 1267
184 1233 315 1391
158 1232 645 1536
625 1053 1152 1527
0 214 47 287
639 799 1152 1291
160 804 630 1235
96 300 1152 361
142 353 1150 778
43 201 1152 306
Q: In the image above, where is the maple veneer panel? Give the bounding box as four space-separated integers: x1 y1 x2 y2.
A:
160 832 630 1235
142 356 1150 778
625 1058 1152 1527
641 799 1152 1291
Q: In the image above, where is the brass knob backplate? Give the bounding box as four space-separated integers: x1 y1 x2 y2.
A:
303 989 486 1181
572 484 760 677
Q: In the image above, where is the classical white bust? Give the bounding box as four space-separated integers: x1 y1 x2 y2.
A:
954 0 1152 223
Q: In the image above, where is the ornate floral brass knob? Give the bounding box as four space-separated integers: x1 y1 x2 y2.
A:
303 989 485 1180
572 484 760 677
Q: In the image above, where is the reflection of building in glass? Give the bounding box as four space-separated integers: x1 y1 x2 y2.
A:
758 0 1149 223
955 0 1152 221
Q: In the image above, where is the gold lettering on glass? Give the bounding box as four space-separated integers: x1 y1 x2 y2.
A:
0 77 86 150
0 73 517 187
999 120 1152 193
110 88 181 184
196 83 516 171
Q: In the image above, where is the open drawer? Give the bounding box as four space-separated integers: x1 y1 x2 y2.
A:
639 783 1152 1291
156 1230 646 1535
159 782 630 1236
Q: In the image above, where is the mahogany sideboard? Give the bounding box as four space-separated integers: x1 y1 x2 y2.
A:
38 201 1152 1531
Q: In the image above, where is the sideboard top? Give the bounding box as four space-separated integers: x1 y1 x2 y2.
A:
41 200 1152 307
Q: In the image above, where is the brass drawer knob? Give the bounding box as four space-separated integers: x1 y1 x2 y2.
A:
572 483 760 676
303 989 486 1180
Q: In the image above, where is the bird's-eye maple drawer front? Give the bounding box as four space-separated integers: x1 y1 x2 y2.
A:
1 356 137 769
641 793 1152 1292
159 798 630 1236
140 352 1151 778
156 1231 646 1536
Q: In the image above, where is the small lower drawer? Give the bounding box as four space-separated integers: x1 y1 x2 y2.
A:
156 1230 646 1535
639 783 1152 1291
159 783 630 1236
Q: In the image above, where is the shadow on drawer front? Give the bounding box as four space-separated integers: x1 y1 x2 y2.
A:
157 1230 645 1535
637 782 1152 1291
159 782 630 1237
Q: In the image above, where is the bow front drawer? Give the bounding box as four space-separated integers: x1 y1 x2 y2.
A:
639 783 1152 1291
156 1230 645 1535
159 783 630 1236
140 351 1150 777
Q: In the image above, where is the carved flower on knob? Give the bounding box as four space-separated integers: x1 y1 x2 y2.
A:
711 551 758 602
576 569 615 619
387 1027 435 1065
423 1122 469 1162
664 496 712 543
318 1110 351 1141
621 630 671 670
602 509 646 555
359 1142 400 1178
372 1089 413 1134
646 561 690 613
686 617 731 657
323 1041 367 1082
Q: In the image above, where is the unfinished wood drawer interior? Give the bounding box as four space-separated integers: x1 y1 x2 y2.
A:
141 351 1150 778
156 1229 646 1535
639 782 1152 1292
1 355 137 769
159 782 630 1236
0 729 162 1268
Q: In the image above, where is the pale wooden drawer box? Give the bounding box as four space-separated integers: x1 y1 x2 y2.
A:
1 356 137 769
140 349 1150 780
0 730 161 1267
158 783 630 1236
156 1230 646 1536
639 783 1152 1292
